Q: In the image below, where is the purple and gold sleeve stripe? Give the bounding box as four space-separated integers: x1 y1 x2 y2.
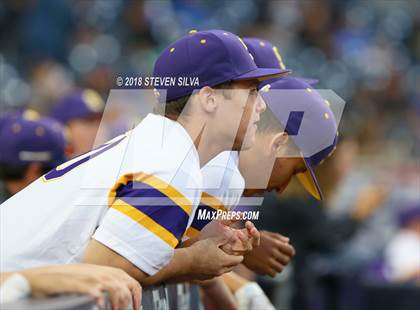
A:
112 199 180 248
184 192 227 238
109 172 193 247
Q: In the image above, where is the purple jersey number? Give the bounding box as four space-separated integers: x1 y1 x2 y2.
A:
43 134 127 181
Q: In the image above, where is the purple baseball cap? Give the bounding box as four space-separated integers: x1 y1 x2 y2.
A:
49 89 104 124
260 77 338 200
0 112 67 167
243 37 318 87
153 30 290 102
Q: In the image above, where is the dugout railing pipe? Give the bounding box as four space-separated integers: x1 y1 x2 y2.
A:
0 283 200 310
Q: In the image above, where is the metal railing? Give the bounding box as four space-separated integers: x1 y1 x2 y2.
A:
1 283 201 310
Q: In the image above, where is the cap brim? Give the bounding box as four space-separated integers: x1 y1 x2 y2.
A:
295 158 323 200
235 68 290 82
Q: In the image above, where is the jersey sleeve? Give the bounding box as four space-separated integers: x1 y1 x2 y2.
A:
93 171 197 276
184 192 227 239
185 151 245 239
93 114 202 275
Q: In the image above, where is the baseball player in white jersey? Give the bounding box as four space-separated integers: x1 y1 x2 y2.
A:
1 114 201 274
1 30 285 285
189 38 340 309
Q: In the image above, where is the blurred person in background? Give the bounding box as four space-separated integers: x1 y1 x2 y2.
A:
0 0 417 308
29 61 75 114
0 110 67 202
384 205 420 284
49 89 105 158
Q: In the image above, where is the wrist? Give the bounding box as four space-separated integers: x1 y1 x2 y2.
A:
179 247 197 277
0 273 31 303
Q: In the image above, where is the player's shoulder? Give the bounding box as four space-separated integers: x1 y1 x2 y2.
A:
202 151 243 187
201 151 244 209
128 114 198 166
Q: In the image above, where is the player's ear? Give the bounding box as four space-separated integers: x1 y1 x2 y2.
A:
197 86 217 113
269 131 289 156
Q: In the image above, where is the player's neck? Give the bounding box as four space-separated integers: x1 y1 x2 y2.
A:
177 117 228 167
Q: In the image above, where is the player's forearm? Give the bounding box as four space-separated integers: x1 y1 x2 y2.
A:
200 277 238 310
141 247 196 286
81 239 148 284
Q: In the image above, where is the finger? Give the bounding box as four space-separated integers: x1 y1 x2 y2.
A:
267 268 279 278
277 234 290 243
221 251 244 267
106 282 127 310
231 236 252 253
236 229 249 243
128 280 142 310
273 249 291 265
114 271 141 309
276 242 296 257
230 242 252 254
220 266 236 275
267 231 290 243
269 258 285 273
250 228 260 246
245 221 256 233
120 284 132 310
87 284 105 310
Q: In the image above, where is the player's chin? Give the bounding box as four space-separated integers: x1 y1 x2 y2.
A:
240 131 257 151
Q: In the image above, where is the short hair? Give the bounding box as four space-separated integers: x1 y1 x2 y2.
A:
153 81 233 121
257 106 285 134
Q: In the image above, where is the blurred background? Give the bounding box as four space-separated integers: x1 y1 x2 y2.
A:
0 0 419 309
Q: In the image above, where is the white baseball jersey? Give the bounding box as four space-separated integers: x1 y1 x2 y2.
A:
186 151 244 238
0 114 202 275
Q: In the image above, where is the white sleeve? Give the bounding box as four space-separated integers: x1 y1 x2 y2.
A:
93 170 198 275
